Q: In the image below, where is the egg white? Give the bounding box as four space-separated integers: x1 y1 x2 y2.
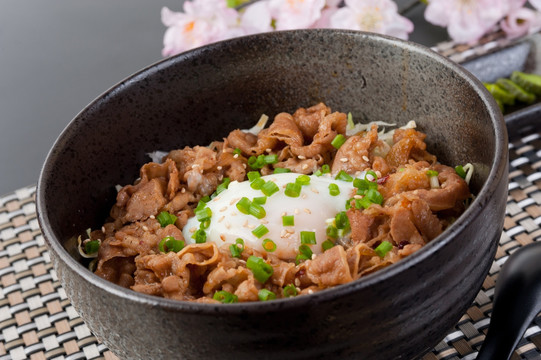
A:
182 173 356 260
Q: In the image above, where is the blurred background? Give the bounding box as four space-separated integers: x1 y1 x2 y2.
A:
0 0 446 196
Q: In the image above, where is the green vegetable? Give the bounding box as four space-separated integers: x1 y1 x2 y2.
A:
262 239 277 252
236 197 252 214
455 165 466 179
156 211 177 227
261 181 279 196
321 239 335 251
248 202 266 219
214 177 231 196
247 171 261 181
300 231 316 245
213 290 238 303
196 207 212 222
84 240 100 254
283 284 298 297
496 78 535 104
258 289 276 301
192 229 207 244
253 196 267 205
282 215 295 226
328 183 340 196
274 167 291 174
331 134 347 149
374 241 393 258
335 170 353 182
158 236 185 253
510 71 541 95
295 175 311 186
252 224 269 238
246 256 273 283
284 182 301 197
229 238 245 258
250 178 266 190
484 82 515 105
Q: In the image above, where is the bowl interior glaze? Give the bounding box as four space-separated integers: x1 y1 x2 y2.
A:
37 30 507 360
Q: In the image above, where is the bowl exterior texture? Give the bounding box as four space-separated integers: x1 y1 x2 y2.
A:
37 30 507 360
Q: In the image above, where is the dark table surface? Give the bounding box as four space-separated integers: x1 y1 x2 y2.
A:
0 1 445 196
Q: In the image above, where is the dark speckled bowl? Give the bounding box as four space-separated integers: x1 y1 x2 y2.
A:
36 30 507 360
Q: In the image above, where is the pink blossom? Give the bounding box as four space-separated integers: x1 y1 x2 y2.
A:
240 1 274 34
424 0 511 44
501 5 541 39
329 0 413 40
161 0 241 57
268 0 326 30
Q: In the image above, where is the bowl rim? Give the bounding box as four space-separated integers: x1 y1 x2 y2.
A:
36 28 507 314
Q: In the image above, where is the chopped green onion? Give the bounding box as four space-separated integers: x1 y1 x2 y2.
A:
246 256 273 283
250 178 266 190
300 231 316 245
264 154 279 164
248 202 266 219
253 196 267 205
284 182 302 197
236 197 251 214
455 165 466 179
314 169 322 176
233 148 242 155
283 284 298 297
247 171 261 181
299 244 313 259
158 236 185 253
321 164 331 174
358 196 373 209
199 219 211 230
321 239 335 251
426 170 439 177
274 167 291 174
366 188 383 205
196 207 212 222
229 238 245 258
331 134 347 149
335 211 349 229
252 224 269 238
282 215 295 226
192 229 207 244
258 289 276 301
335 170 353 182
295 254 309 265
328 183 340 196
374 241 393 258
213 290 238 303
84 240 100 254
262 239 277 252
347 112 354 129
365 170 378 182
214 177 231 196
156 211 177 227
326 225 338 238
261 181 279 196
295 175 311 186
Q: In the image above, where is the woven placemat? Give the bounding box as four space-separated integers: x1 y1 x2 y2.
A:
2 130 541 359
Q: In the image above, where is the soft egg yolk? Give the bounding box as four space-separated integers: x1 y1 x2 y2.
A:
182 173 355 260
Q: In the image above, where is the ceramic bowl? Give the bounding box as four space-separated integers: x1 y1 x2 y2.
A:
37 29 508 360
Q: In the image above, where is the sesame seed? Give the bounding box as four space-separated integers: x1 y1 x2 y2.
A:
231 212 237 216
308 289 314 294
217 166 223 170
298 155 306 160
213 196 221 202
261 219 269 224
192 163 200 168
181 188 186 193
294 278 301 286
362 155 370 162
230 198 240 205
294 209 300 214
286 229 295 234
340 157 348 162
310 187 319 194
248 224 255 229
149 215 155 219
142 226 149 231
281 229 287 238
281 212 287 217
376 171 382 178
233 154 239 159
355 171 362 177
311 254 317 260
225 223 231 229
218 175 223 181
304 208 311 214
218 216 225 223
242 163 247 169
354 195 362 199
265 148 272 153
220 234 226 242
302 164 309 170
301 193 307 199
220 206 227 212
190 227 197 233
